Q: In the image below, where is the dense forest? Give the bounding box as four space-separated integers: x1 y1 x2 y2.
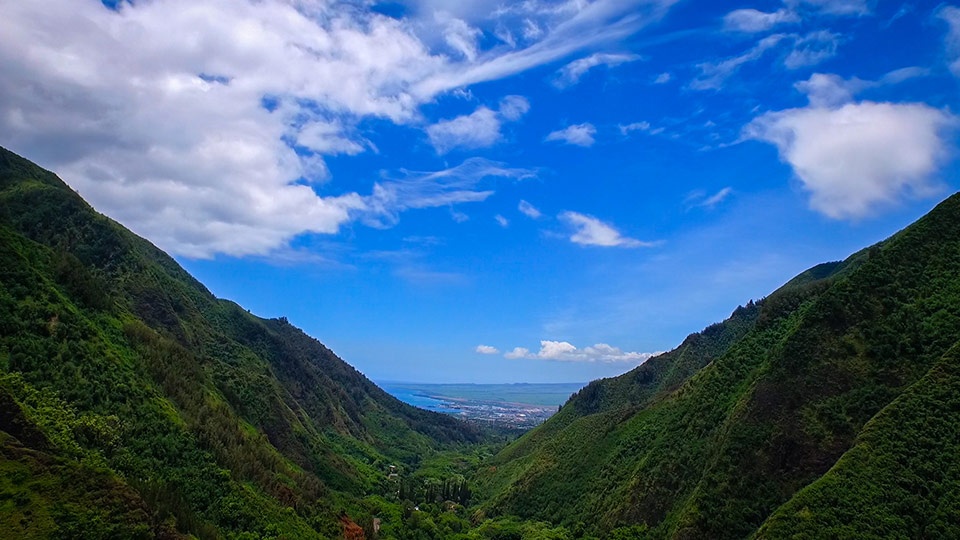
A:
0 147 515 539
477 189 960 538
3 145 960 539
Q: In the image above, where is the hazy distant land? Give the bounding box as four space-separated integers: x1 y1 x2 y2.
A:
380 382 586 428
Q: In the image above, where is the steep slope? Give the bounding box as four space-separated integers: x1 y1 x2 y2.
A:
0 147 483 538
479 193 960 538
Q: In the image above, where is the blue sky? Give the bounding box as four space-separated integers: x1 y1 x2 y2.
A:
1 0 959 383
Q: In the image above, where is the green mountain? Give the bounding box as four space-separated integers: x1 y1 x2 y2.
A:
478 192 960 538
6 144 960 540
0 147 486 538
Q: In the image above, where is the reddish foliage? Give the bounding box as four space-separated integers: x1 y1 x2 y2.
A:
340 515 365 540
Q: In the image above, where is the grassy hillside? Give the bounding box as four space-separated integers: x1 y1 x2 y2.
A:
478 193 960 538
0 146 487 538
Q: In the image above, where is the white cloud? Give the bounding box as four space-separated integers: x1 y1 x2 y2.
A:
559 211 653 248
723 8 799 33
796 0 870 16
653 72 671 84
436 11 482 62
619 121 651 135
364 158 536 227
504 340 661 363
518 200 543 219
498 95 531 121
411 0 679 97
795 69 930 108
692 31 840 91
0 0 677 259
691 34 786 90
795 73 863 108
745 102 955 219
504 347 531 359
426 95 530 153
784 30 840 69
554 52 641 88
495 214 510 227
298 120 368 158
427 107 502 153
687 187 734 209
476 344 500 354
546 123 597 147
940 6 960 77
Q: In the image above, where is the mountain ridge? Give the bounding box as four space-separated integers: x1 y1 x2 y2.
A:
0 146 485 538
478 190 960 538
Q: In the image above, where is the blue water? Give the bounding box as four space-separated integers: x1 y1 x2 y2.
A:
380 385 461 414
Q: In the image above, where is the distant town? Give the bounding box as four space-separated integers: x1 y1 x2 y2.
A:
431 397 559 428
380 382 585 429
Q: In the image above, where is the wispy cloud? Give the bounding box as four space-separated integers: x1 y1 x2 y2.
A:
783 30 841 69
553 52 642 88
364 158 537 227
495 214 510 227
546 123 597 146
412 0 680 97
476 344 500 354
691 31 841 91
723 8 799 33
691 34 787 90
559 211 654 248
687 187 734 209
504 340 662 363
940 6 960 77
619 121 652 135
518 200 543 219
797 0 870 16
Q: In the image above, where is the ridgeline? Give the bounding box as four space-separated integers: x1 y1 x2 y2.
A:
3 146 960 539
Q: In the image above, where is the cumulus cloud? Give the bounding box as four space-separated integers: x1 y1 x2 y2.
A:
723 8 799 33
426 95 530 153
498 95 532 121
0 0 674 258
795 73 863 108
546 123 597 146
427 107 502 153
476 344 500 354
941 6 960 76
518 200 543 219
559 212 653 248
746 101 955 219
504 340 661 363
504 347 531 359
554 53 641 88
795 69 930 108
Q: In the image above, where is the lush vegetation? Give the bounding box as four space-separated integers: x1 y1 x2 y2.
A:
478 193 960 538
0 147 507 539
5 144 960 539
